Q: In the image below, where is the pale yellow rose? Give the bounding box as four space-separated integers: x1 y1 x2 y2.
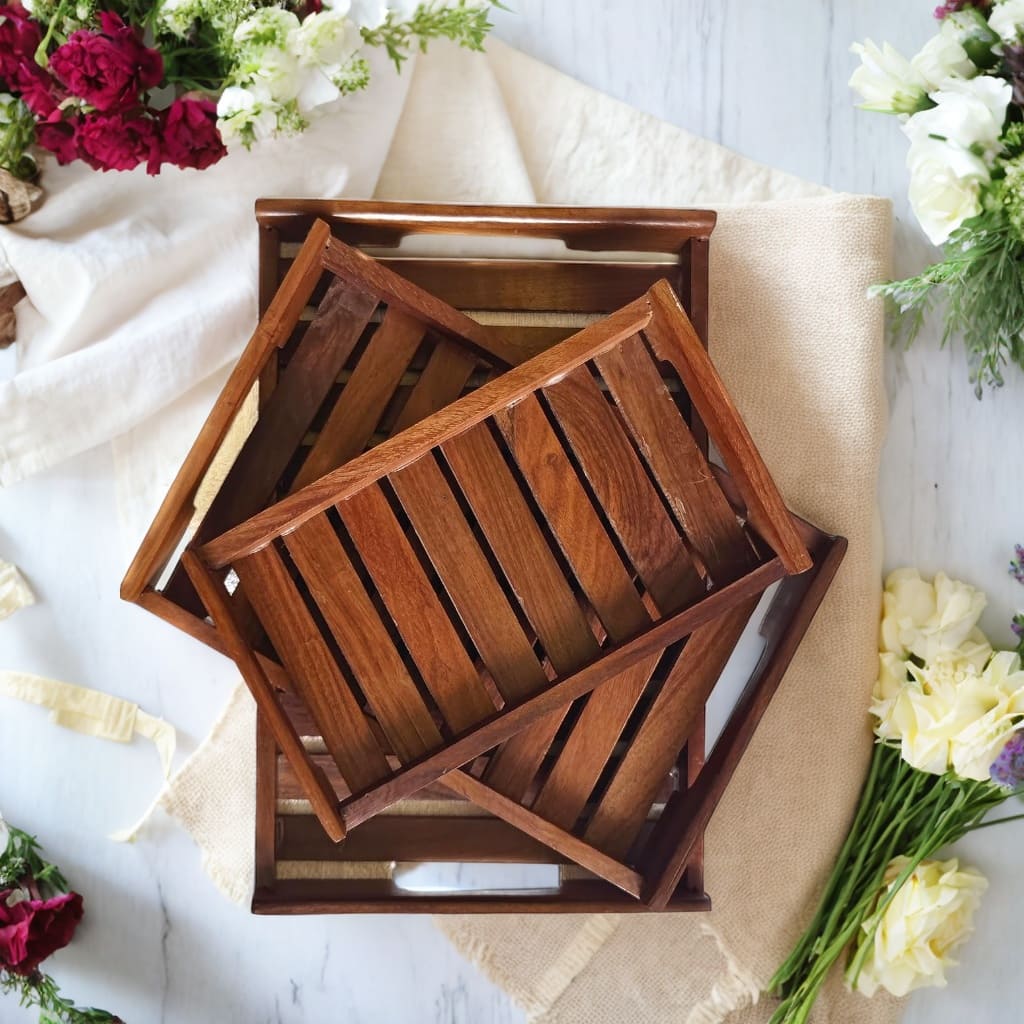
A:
947 651 1024 780
872 649 1024 778
880 568 990 664
854 856 986 998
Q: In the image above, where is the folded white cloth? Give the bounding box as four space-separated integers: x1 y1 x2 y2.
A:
0 49 412 488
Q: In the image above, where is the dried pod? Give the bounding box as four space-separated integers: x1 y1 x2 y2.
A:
0 281 25 348
0 169 43 224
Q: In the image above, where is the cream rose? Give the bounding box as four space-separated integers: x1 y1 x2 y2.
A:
879 568 990 664
854 857 987 998
850 40 930 115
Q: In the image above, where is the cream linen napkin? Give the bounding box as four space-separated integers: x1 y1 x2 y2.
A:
114 40 894 1024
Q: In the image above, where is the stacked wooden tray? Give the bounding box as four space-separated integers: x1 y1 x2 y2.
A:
123 200 846 913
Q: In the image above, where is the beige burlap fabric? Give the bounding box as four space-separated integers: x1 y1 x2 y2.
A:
138 40 895 1024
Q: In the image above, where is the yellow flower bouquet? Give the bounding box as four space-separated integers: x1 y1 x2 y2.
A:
768 566 1024 1022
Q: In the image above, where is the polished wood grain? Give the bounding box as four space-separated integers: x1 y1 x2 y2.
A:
337 484 498 732
389 454 550 703
200 296 653 569
643 279 811 573
595 332 757 581
584 600 759 858
291 307 425 490
181 549 345 842
442 421 601 798
283 514 443 762
392 340 480 433
334 557 786 831
121 218 331 602
235 543 392 792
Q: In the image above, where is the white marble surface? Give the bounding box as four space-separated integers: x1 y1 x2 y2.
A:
3 1 1024 1021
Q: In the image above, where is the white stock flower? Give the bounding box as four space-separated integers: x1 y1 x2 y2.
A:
911 20 976 89
0 815 9 856
989 0 1024 44
879 568 990 663
850 40 930 115
216 84 280 145
855 857 986 998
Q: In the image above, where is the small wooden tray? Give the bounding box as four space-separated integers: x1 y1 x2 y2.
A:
186 227 810 903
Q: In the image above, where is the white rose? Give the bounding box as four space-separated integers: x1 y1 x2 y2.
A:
989 0 1024 43
854 857 987 998
850 40 930 115
903 75 1011 163
906 141 987 245
879 568 990 663
911 21 976 89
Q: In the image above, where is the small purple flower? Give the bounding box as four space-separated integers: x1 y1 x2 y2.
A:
1014 614 1024 640
991 731 1024 789
1010 544 1024 584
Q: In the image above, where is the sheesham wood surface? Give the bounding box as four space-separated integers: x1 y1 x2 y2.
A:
126 200 737 912
193 261 809 902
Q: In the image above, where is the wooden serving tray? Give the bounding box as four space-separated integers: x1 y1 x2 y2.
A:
186 233 808 894
124 200 837 913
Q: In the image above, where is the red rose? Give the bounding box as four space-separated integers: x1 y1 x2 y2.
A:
0 890 83 976
161 97 227 170
0 3 43 89
78 112 162 174
49 11 162 112
35 110 80 164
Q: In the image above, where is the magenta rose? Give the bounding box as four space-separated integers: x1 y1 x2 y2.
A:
49 10 163 112
0 3 42 88
78 112 162 174
0 890 84 977
35 110 80 164
161 97 227 170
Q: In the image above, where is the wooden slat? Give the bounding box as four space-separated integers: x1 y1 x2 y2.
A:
121 219 331 602
584 600 759 859
372 259 675 313
337 485 497 732
440 772 644 898
542 366 705 613
321 237 519 365
392 340 479 433
442 422 601 798
256 715 278 886
489 394 664 819
161 277 378 608
278 815 569 864
643 280 812 573
234 544 391 791
181 550 346 842
201 295 654 568
493 395 651 638
642 535 846 909
595 333 757 581
283 515 442 763
255 198 716 253
389 455 549 703
291 307 425 490
335 558 785 831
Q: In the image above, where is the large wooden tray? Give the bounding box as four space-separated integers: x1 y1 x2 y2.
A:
124 200 839 913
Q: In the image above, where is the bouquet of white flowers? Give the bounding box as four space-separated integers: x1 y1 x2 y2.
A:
851 0 1024 392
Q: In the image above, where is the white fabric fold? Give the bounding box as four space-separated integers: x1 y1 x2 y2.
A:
0 48 414 487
